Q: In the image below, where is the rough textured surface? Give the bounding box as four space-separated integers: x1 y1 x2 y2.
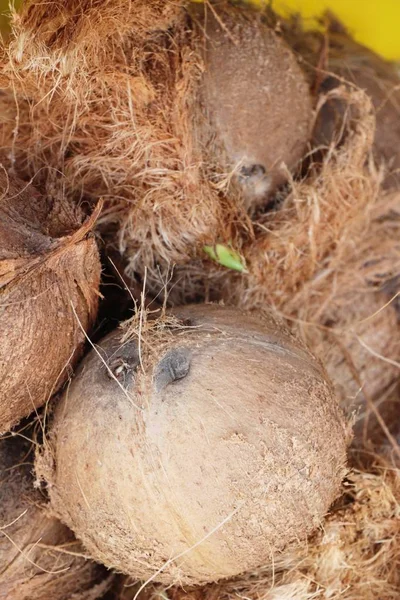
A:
37 304 348 586
311 291 400 427
0 171 101 432
134 457 400 600
0 434 112 600
193 3 313 211
294 25 400 189
0 0 313 280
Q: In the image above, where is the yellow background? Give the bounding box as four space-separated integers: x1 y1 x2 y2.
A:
270 0 400 60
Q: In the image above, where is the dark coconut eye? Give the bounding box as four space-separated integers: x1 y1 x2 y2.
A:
239 164 266 181
154 348 191 391
105 339 140 382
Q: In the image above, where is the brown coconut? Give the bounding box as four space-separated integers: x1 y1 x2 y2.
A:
191 2 313 211
36 304 348 586
0 433 113 600
0 0 312 278
0 170 101 432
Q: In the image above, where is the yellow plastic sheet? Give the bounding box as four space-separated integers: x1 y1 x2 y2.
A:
271 0 400 60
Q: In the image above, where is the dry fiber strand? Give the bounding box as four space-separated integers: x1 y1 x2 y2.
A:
0 170 101 433
0 432 113 600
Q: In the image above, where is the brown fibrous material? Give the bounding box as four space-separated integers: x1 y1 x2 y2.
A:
1 1 400 599
0 170 101 432
0 0 314 277
283 18 400 190
0 433 113 600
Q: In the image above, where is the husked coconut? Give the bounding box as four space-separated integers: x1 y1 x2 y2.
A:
37 304 348 585
193 2 313 211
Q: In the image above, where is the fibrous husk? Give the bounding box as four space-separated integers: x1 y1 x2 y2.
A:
0 170 101 432
0 432 113 600
282 15 400 190
0 0 313 278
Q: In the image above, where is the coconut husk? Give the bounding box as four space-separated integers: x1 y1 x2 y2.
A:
0 432 114 600
0 170 101 432
0 0 316 280
0 0 239 276
280 14 400 190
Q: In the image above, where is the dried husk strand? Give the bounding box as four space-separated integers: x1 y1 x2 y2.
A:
0 432 114 600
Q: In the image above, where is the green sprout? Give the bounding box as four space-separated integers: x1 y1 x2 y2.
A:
203 243 247 273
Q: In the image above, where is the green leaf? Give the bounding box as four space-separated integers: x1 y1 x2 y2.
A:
204 244 247 272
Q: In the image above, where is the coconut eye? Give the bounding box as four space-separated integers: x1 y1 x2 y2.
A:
105 339 140 382
109 358 132 380
239 164 266 181
154 348 191 391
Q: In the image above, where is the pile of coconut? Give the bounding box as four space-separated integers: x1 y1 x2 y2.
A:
0 1 399 599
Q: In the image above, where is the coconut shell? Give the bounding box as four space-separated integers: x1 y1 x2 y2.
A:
0 434 113 600
37 304 348 586
0 171 101 432
192 3 313 211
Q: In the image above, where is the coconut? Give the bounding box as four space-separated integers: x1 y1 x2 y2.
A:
36 304 348 586
190 2 312 211
0 0 312 278
0 433 113 600
0 170 101 432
